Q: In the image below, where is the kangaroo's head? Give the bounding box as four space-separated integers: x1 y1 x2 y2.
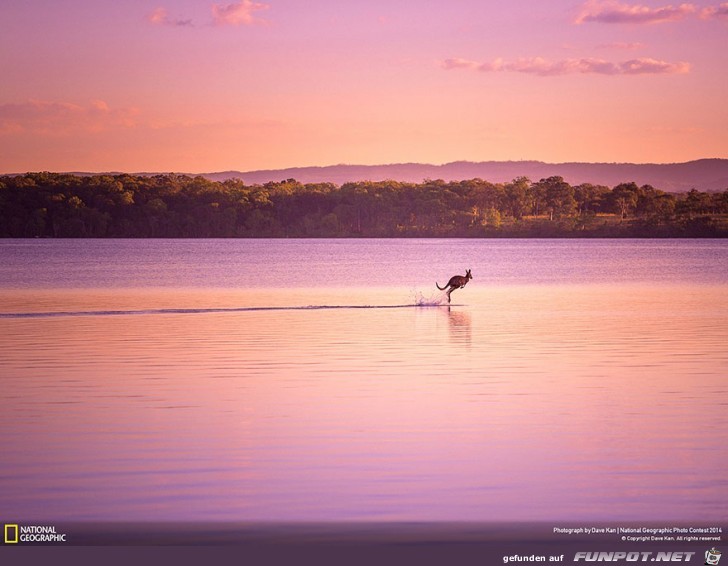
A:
466 269 472 280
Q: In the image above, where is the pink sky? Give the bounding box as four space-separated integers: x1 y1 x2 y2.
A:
1 0 726 173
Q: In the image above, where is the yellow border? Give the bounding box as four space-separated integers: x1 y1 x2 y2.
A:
4 524 19 544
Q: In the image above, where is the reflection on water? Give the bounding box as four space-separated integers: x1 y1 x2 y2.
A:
1 282 727 523
445 308 472 347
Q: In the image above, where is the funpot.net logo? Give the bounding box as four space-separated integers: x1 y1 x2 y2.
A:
573 551 697 562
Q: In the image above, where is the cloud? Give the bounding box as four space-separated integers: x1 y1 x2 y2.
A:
211 0 269 26
441 58 481 71
619 57 691 73
596 41 646 49
575 0 696 24
441 58 506 72
442 56 690 76
147 7 193 27
701 2 728 19
0 100 139 136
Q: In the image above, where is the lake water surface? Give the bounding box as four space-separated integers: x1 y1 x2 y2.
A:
1 239 726 525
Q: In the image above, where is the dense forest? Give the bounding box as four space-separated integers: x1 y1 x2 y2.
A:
1 172 727 238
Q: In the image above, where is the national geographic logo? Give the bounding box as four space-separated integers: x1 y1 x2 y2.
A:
3 523 68 544
4 524 18 544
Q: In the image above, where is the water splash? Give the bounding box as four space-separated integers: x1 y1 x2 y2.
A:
412 290 447 307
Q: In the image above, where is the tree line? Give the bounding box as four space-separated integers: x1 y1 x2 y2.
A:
1 172 727 238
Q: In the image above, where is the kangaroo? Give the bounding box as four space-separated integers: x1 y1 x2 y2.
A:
436 269 472 303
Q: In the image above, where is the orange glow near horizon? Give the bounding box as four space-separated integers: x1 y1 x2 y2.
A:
0 1 726 173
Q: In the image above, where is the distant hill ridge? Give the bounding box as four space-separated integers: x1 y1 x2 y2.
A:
61 158 728 193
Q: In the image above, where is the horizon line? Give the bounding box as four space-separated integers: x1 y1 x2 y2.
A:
2 157 727 177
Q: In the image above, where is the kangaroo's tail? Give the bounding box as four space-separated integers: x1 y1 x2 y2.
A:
436 282 447 290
